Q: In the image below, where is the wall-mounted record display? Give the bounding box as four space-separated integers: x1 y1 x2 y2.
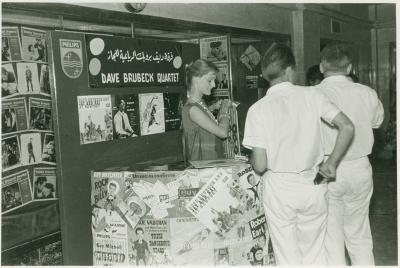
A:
86 35 184 88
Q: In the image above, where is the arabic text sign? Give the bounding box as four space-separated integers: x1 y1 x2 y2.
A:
86 35 184 88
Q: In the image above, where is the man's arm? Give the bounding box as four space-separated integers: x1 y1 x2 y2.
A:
251 147 268 175
370 91 384 128
113 114 126 135
319 112 354 179
123 114 134 133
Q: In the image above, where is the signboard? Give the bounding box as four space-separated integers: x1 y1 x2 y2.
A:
86 35 184 88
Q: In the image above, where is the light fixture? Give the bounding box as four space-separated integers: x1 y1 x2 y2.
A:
124 3 147 13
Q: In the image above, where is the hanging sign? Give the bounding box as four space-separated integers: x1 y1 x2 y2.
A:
85 35 184 88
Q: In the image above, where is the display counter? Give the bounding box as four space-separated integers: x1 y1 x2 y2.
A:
90 159 276 266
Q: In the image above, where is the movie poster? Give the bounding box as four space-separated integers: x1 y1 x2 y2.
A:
33 167 57 200
21 27 47 62
200 36 228 63
169 217 215 265
16 62 40 94
38 63 51 95
29 97 52 131
2 63 19 98
41 133 56 164
212 63 230 97
128 217 172 265
19 132 42 165
2 170 33 214
124 171 183 219
185 168 249 237
91 171 148 265
90 166 276 266
236 165 263 210
2 135 21 171
163 92 182 131
2 26 22 61
139 93 165 135
2 97 28 134
78 95 113 144
111 94 140 139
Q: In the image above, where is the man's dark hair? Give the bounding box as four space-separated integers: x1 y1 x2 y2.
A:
320 43 352 73
135 227 144 234
306 64 324 86
36 176 47 184
44 183 54 192
261 44 296 81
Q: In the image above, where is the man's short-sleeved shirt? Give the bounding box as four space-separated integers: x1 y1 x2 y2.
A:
318 75 384 160
243 82 340 173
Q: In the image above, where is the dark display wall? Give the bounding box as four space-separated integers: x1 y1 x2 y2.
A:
48 30 199 264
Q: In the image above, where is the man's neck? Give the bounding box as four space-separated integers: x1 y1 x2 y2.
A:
269 77 291 87
324 72 347 78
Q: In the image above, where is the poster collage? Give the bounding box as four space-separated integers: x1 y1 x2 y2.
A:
91 162 276 265
2 26 57 215
78 92 183 145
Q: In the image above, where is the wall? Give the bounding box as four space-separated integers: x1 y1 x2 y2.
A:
72 3 294 35
293 4 373 85
370 4 396 131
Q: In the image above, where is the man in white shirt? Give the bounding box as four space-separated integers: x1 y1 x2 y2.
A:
243 44 354 265
113 99 136 138
318 43 384 265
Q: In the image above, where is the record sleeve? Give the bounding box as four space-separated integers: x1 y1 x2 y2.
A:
78 95 113 144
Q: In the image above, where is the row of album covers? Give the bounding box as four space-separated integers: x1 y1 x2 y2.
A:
78 93 240 157
78 93 182 145
2 131 56 172
2 97 53 135
2 26 50 98
91 163 276 266
2 167 57 214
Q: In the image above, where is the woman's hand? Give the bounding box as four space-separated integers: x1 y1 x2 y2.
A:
219 99 231 115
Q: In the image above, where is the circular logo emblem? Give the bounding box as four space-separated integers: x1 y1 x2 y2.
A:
62 51 83 79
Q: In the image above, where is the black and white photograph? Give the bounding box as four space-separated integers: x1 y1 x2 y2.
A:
42 133 56 164
29 97 52 131
16 62 40 94
39 63 51 95
1 170 33 214
163 92 183 132
2 63 18 98
0 2 397 267
2 26 22 62
78 95 113 144
21 26 47 62
2 97 28 134
19 133 42 165
200 36 228 63
2 135 21 171
139 93 165 135
111 94 140 139
33 167 57 200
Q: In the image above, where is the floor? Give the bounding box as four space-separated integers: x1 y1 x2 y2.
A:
369 155 397 266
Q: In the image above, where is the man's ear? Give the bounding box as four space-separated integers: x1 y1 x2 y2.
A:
346 64 352 75
319 63 325 74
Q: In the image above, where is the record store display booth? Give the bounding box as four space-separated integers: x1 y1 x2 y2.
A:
3 2 395 266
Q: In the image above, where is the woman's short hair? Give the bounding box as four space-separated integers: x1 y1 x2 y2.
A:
320 43 352 73
261 44 296 81
185 59 218 88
